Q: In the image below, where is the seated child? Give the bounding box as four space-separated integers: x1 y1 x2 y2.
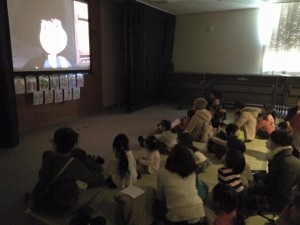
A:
208 123 244 160
256 112 275 139
137 136 161 175
218 149 248 217
178 132 210 173
138 119 177 155
222 139 254 189
209 97 227 129
172 109 195 133
212 183 245 225
104 134 138 188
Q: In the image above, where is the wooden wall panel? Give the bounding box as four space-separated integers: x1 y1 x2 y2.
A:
162 72 299 107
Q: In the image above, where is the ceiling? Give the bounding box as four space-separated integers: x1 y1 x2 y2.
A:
136 0 292 15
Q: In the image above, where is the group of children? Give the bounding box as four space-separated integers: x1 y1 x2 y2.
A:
30 91 300 225
99 90 299 224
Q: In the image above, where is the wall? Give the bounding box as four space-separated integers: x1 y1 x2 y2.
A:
16 0 124 131
162 72 300 107
173 9 263 74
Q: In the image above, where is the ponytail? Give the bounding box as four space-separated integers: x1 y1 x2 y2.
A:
117 148 129 178
113 134 130 178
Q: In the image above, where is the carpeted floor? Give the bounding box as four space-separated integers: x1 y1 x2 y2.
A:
0 103 272 225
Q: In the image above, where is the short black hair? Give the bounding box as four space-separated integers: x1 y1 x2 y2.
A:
177 132 198 152
225 149 245 174
145 136 159 151
225 123 239 135
271 130 293 146
53 127 79 154
159 119 171 130
233 101 245 110
213 183 238 213
263 104 273 113
165 144 196 178
187 109 195 118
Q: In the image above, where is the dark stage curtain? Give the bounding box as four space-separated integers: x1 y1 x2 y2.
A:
124 0 175 112
0 0 19 148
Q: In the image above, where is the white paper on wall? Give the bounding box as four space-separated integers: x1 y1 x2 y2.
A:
25 76 37 93
44 90 54 104
68 74 76 88
76 73 84 87
33 91 44 105
64 88 72 101
14 77 25 94
59 74 68 89
73 87 80 100
55 89 63 103
50 75 59 90
39 75 49 91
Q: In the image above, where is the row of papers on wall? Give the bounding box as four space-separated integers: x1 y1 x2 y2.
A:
14 73 84 105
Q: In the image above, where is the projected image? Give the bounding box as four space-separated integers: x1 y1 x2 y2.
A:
74 1 90 68
7 0 90 72
40 19 71 69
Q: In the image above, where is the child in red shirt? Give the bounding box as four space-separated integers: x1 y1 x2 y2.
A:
212 183 245 225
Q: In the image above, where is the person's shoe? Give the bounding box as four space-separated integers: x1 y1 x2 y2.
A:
138 136 145 147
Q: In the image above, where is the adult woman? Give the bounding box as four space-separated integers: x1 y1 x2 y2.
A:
249 130 300 213
31 127 105 214
184 98 213 143
233 101 261 141
177 132 210 173
156 144 206 225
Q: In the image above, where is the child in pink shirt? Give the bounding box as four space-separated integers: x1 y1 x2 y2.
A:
256 112 275 139
137 136 161 174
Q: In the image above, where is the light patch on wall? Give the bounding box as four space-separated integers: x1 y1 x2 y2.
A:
257 4 281 45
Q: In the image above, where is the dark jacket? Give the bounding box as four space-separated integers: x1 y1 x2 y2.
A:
31 150 104 213
264 148 300 210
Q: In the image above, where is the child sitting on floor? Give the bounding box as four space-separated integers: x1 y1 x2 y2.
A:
256 112 275 139
212 183 245 225
104 134 138 188
177 132 210 173
138 119 177 155
137 136 161 175
221 138 254 189
172 109 195 133
209 97 227 129
208 123 244 160
218 149 248 217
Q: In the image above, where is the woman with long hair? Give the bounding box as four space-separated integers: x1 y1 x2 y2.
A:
156 144 206 225
104 134 138 188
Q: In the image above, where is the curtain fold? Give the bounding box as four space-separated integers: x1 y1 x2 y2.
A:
0 0 19 148
124 0 175 112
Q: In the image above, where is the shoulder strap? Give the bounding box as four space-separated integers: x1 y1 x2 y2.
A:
37 157 74 200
